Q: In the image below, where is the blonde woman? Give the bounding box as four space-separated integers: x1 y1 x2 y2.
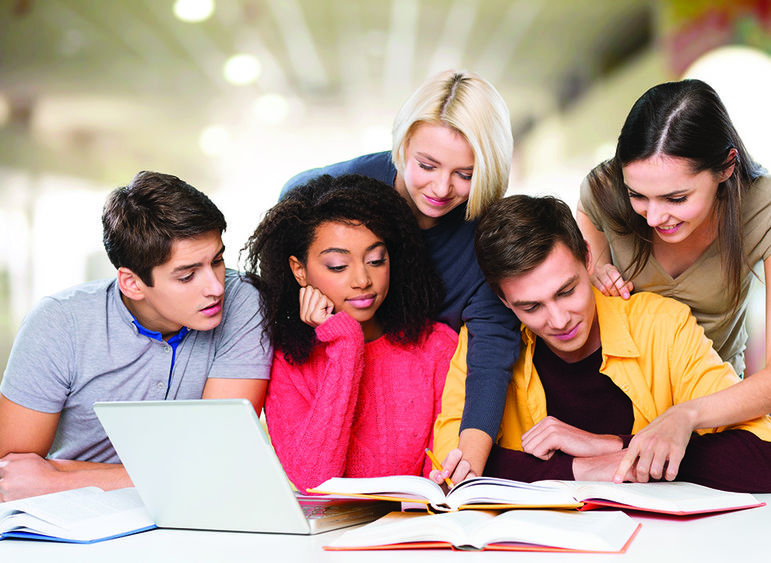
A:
281 70 517 479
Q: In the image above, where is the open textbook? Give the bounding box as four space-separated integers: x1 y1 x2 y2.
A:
309 475 764 515
0 487 155 543
325 509 640 553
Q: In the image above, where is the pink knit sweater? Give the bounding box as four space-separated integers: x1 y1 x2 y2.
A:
265 312 458 492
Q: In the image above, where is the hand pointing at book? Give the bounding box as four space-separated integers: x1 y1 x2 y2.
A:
612 403 696 484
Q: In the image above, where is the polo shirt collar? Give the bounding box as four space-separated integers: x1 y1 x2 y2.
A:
132 317 190 345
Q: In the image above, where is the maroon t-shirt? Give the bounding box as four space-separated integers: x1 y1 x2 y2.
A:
484 338 771 492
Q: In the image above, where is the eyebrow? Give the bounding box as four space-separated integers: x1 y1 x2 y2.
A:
319 241 386 256
511 275 578 307
627 186 689 198
415 151 473 171
170 245 225 274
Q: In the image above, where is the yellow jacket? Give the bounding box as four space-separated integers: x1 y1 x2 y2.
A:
434 289 771 461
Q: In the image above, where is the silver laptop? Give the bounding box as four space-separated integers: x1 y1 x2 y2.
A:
93 398 392 534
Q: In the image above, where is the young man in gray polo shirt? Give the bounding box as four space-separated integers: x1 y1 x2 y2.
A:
0 171 271 501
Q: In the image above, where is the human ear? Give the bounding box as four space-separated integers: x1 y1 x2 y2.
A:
117 267 145 301
584 242 595 277
288 256 307 287
718 148 738 182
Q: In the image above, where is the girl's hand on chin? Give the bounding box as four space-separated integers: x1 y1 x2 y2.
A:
298 286 335 327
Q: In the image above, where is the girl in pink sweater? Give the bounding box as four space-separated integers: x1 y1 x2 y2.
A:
243 174 458 492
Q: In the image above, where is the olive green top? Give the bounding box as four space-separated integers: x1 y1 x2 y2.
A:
580 172 771 374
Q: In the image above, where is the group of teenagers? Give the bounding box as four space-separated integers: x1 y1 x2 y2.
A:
1 69 771 504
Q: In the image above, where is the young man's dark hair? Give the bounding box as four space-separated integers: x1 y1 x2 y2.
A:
474 195 588 296
102 171 227 286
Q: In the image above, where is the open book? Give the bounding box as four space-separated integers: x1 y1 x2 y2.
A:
309 475 764 515
325 509 640 553
0 487 155 543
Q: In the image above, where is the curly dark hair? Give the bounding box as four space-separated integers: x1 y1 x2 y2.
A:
241 174 445 364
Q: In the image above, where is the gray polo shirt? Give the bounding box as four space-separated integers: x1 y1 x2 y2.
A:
1 269 271 463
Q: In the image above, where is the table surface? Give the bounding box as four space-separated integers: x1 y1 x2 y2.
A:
2 494 768 562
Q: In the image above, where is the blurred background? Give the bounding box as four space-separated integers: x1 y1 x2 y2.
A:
0 0 769 375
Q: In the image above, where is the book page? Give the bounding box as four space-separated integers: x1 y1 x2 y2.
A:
327 509 638 552
566 481 761 513
445 477 578 511
0 487 154 542
1 512 70 537
1 487 143 526
309 475 446 506
327 510 496 548
473 509 638 552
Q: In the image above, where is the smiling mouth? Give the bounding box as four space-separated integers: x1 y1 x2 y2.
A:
552 324 579 341
424 195 453 206
655 222 682 233
347 294 376 308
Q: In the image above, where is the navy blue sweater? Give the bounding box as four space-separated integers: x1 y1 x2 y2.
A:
281 152 520 437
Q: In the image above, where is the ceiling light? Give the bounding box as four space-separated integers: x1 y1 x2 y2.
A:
173 0 215 23
223 54 262 86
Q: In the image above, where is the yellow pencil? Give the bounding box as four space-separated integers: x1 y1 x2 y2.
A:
425 448 454 488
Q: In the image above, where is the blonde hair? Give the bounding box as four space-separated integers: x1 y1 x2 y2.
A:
391 70 513 219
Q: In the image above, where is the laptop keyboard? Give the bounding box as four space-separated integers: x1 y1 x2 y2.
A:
302 505 328 519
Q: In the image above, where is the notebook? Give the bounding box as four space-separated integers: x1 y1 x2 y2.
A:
93 398 392 534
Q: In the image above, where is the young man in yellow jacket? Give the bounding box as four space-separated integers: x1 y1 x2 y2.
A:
433 195 771 492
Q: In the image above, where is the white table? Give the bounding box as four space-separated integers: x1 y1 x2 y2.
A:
2 494 768 562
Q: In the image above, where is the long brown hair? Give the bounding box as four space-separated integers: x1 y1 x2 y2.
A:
588 79 765 311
